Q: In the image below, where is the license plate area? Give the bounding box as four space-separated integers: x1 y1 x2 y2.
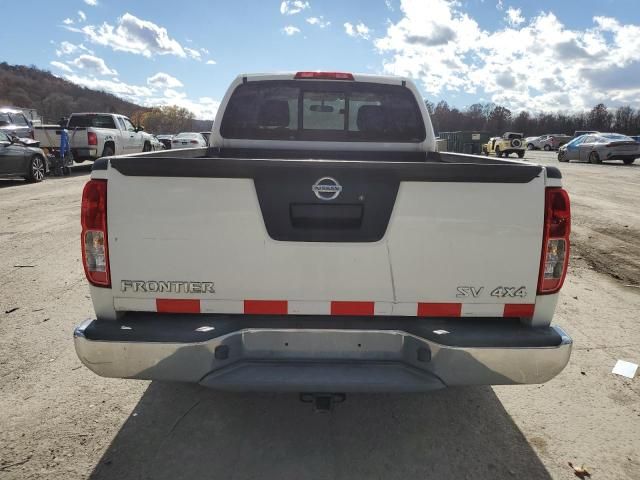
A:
290 203 363 229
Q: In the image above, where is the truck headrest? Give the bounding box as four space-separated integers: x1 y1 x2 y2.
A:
257 100 290 128
356 105 385 133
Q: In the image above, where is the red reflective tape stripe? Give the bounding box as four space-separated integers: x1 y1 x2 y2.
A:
330 301 375 316
244 300 288 315
156 299 201 314
417 303 461 317
504 304 535 317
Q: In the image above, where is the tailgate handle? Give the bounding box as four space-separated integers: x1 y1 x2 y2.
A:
290 203 363 229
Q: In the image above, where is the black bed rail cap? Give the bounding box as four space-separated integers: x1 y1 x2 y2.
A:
92 157 108 171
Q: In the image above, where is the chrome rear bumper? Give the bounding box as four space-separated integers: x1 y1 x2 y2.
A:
74 315 572 392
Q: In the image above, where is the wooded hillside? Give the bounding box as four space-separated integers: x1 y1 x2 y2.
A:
0 63 144 123
0 63 212 133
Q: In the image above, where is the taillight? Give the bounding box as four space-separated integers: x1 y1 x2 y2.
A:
88 131 98 146
537 188 570 294
190 140 198 144
81 180 110 287
294 71 354 80
30 130 35 139
172 139 179 143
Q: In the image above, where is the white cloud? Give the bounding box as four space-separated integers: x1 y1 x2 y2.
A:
385 0 394 11
56 41 78 56
374 0 640 111
64 74 153 99
50 61 73 73
206 59 217 65
145 92 221 120
344 22 370 40
77 12 188 58
78 10 87 22
63 73 219 120
496 0 504 11
63 18 74 25
72 54 118 75
163 88 186 100
282 25 301 36
505 7 524 26
280 1 310 15
184 47 201 60
306 16 330 28
84 0 98 5
147 72 184 89
200 47 210 54
55 41 93 57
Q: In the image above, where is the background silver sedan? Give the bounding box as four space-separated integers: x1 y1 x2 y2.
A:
171 132 208 149
558 133 640 164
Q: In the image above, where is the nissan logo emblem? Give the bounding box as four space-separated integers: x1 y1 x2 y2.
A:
312 177 342 200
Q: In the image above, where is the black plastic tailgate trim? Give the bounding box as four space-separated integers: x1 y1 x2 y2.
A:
108 156 544 183
84 313 564 348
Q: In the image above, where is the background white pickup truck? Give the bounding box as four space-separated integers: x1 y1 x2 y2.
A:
66 112 157 162
74 72 572 394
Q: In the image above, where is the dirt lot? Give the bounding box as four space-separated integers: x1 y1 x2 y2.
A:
0 153 639 480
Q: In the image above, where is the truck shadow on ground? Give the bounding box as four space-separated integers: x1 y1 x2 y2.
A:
89 382 552 480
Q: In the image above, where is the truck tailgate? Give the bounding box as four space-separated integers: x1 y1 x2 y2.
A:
104 157 546 317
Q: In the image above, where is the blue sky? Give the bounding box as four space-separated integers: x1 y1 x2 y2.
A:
1 0 639 119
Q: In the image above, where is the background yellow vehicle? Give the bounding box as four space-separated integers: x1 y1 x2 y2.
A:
482 132 526 158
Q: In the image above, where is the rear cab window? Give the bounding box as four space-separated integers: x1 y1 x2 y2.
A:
220 80 426 143
68 115 116 129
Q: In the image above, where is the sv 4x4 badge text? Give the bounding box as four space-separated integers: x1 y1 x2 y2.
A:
457 286 528 298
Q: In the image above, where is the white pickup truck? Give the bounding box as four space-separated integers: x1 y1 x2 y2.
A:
74 72 572 395
66 113 156 162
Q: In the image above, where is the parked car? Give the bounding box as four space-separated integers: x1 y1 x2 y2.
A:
527 134 572 151
149 135 165 151
199 131 211 146
482 132 525 158
66 113 153 162
171 132 207 148
558 133 640 164
156 134 174 150
74 71 572 395
482 136 500 155
0 107 34 139
0 130 48 182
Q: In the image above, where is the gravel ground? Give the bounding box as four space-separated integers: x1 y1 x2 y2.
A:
0 153 638 480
